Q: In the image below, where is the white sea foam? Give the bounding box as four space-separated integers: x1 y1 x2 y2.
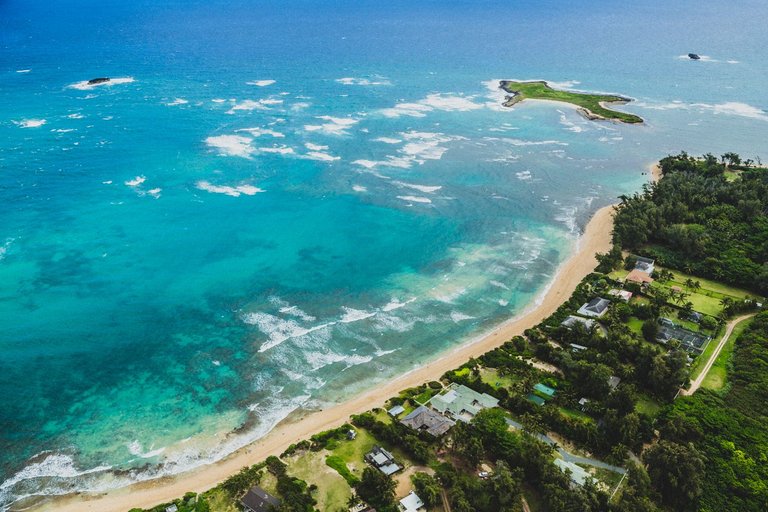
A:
450 311 475 322
515 170 532 181
489 280 510 290
381 297 417 312
246 79 276 87
0 453 113 501
302 151 340 162
147 188 162 199
195 180 264 197
498 137 569 147
336 77 391 86
393 181 442 193
236 127 285 138
381 93 483 118
16 69 31 73
352 185 367 192
305 142 328 151
304 115 358 135
259 145 295 155
14 118 46 128
226 99 270 114
125 176 146 187
636 100 768 121
373 137 402 144
166 98 188 106
127 441 166 459
68 77 135 90
243 312 335 352
396 195 432 204
0 239 13 261
66 113 84 119
205 134 255 158
339 307 376 323
52 128 75 133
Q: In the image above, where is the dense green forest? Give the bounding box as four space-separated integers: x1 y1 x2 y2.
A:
612 153 768 293
655 311 768 511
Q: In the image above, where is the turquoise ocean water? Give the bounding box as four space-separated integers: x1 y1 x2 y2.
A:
1 0 767 507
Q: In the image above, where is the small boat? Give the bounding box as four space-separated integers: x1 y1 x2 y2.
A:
687 53 701 60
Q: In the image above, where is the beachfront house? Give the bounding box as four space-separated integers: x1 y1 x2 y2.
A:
399 491 426 512
561 315 596 330
365 446 402 476
576 297 610 318
240 486 281 512
401 405 455 436
626 269 654 286
388 404 406 417
634 256 655 275
430 383 499 423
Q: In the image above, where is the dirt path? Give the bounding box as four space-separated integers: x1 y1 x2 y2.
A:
681 313 755 396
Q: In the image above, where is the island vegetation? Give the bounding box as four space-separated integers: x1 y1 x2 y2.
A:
500 80 644 124
130 152 767 512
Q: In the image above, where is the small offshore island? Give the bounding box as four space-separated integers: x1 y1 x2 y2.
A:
500 80 644 124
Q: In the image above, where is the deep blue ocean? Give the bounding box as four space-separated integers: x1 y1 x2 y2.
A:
1 0 767 507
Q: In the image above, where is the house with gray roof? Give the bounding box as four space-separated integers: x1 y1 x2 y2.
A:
365 446 402 476
634 256 655 274
430 383 499 423
240 486 281 512
577 297 610 318
401 405 455 436
561 315 596 330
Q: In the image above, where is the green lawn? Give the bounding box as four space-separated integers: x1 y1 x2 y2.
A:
412 388 438 405
330 428 377 476
500 80 643 124
626 317 644 336
479 367 519 390
689 324 725 381
287 450 352 512
635 395 662 417
559 407 594 423
701 317 754 391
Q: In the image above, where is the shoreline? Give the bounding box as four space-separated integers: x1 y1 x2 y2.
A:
41 205 616 512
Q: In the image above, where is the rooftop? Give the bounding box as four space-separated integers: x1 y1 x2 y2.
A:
430 383 499 422
561 315 596 330
240 486 281 512
533 383 557 397
388 405 406 417
401 405 455 436
634 256 655 274
608 289 633 302
626 269 654 284
399 491 425 512
577 297 610 317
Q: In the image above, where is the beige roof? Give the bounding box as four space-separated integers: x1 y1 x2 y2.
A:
626 269 654 284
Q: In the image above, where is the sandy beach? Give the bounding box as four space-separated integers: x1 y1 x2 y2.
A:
43 204 616 512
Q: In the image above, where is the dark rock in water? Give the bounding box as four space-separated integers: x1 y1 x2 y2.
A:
688 53 701 60
87 77 111 85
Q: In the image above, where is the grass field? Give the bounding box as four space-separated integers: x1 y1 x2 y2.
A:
635 395 662 417
287 450 351 512
479 367 519 390
689 324 725 381
559 407 594 423
701 317 754 391
500 80 643 124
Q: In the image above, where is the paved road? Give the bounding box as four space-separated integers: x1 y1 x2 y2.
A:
680 313 755 396
505 418 626 474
